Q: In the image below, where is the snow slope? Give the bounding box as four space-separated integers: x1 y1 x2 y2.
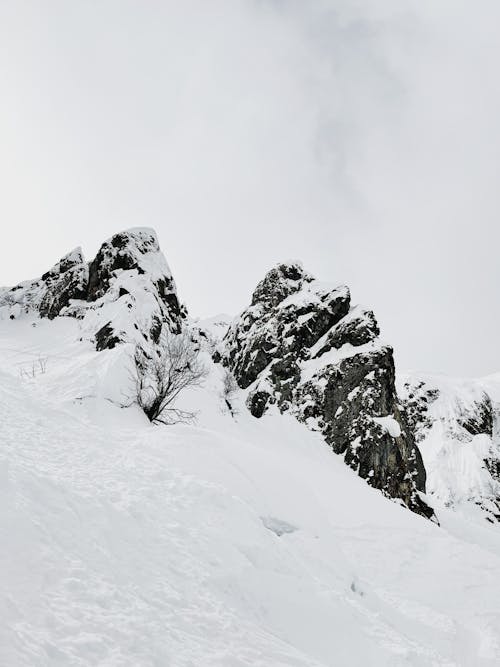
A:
2 318 500 666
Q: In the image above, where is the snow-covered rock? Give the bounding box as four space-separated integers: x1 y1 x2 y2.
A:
0 248 88 320
399 374 500 523
81 228 184 351
0 228 185 351
219 262 432 519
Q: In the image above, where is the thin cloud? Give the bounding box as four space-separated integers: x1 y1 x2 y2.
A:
0 0 498 376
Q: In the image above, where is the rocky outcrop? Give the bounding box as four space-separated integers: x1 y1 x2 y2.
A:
87 230 182 325
39 250 89 320
80 228 184 350
220 262 433 519
0 228 184 351
0 248 88 320
399 375 500 522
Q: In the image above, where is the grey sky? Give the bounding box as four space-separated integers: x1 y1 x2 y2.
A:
1 1 499 377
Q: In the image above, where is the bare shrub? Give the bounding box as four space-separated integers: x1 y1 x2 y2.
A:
38 356 47 374
133 330 207 425
221 368 239 417
19 355 48 380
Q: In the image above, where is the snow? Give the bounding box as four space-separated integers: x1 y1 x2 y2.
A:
261 516 298 537
2 319 500 665
373 416 402 438
194 314 232 341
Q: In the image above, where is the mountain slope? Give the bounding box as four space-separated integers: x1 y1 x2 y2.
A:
2 317 500 666
2 229 500 665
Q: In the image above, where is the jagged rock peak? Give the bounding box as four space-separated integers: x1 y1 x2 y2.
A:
251 261 314 307
0 247 89 321
219 263 433 519
41 247 85 280
0 227 185 350
88 228 169 300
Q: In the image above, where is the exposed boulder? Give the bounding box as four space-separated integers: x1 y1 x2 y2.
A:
219 262 433 519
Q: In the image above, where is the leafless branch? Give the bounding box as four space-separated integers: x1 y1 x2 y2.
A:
132 330 207 425
220 368 238 417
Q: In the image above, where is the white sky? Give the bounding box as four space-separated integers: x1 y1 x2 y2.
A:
1 0 499 377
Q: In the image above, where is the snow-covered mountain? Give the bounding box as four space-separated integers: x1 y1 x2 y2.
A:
399 374 500 524
2 228 500 666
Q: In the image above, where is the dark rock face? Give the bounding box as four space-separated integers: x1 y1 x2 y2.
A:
95 322 122 351
313 310 379 357
297 348 429 516
224 262 350 391
251 263 313 308
39 259 89 320
88 232 148 300
220 262 433 519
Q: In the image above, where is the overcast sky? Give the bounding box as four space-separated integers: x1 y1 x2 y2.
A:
1 0 499 377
